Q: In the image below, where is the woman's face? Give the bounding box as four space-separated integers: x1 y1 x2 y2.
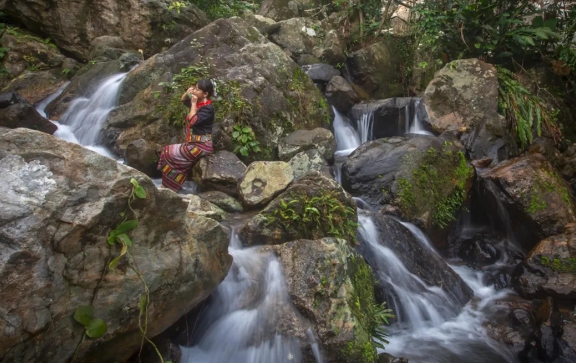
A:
191 84 208 99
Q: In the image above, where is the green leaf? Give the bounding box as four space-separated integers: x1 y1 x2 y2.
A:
474 43 481 49
115 220 138 234
252 146 261 152
233 125 242 131
86 318 107 338
134 185 146 199
74 305 94 326
242 126 251 133
130 178 140 189
232 131 240 138
240 146 249 156
107 230 117 246
241 134 248 143
117 233 133 247
109 243 128 271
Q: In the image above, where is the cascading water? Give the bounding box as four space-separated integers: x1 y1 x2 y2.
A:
404 99 434 136
356 111 374 145
357 213 517 363
48 73 128 158
35 82 70 118
332 106 361 156
180 230 322 363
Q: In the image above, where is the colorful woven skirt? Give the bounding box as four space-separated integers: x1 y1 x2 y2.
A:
157 141 213 192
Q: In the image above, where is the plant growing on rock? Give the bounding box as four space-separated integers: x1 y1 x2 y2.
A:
540 255 576 273
232 124 261 156
397 144 473 228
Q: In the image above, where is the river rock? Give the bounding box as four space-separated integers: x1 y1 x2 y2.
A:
302 63 341 83
185 194 227 221
342 135 473 236
424 58 513 164
0 128 231 363
350 97 432 139
478 153 576 251
0 0 209 60
512 223 576 300
101 18 329 159
257 0 302 21
347 41 404 99
0 93 57 134
238 161 293 209
325 76 360 114
278 128 336 162
288 149 331 180
275 238 379 363
198 191 244 213
358 212 473 307
192 150 247 198
124 139 160 177
239 171 356 246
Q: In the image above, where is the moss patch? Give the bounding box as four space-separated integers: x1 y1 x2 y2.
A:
539 255 576 273
266 191 358 244
525 169 573 215
397 143 473 228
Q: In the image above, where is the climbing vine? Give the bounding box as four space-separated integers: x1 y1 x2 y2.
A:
71 179 172 363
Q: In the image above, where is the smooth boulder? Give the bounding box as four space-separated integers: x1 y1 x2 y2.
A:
238 161 294 209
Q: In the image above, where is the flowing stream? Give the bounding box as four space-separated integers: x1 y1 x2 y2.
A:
181 230 322 363
36 73 128 158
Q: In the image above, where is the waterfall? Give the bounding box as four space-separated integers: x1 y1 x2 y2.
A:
46 73 128 158
332 106 361 156
180 231 323 363
405 99 434 136
357 110 374 145
357 213 516 363
35 82 70 119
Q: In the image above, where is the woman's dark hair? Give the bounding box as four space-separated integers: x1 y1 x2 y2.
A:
196 79 215 98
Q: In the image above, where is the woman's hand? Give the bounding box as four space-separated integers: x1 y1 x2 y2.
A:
186 87 198 104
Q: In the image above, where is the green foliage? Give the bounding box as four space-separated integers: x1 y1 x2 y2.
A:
74 306 108 339
372 301 395 349
497 66 561 149
186 0 259 20
5 26 57 48
267 191 358 244
397 144 473 228
156 63 211 127
232 124 261 156
540 255 576 273
168 1 187 14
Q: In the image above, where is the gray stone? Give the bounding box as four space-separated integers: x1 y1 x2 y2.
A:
301 63 340 83
239 161 293 208
198 190 244 213
0 128 231 363
278 128 335 162
325 76 360 114
192 150 247 197
288 149 330 180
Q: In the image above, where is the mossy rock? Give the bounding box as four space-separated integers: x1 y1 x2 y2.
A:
275 238 378 363
239 171 357 246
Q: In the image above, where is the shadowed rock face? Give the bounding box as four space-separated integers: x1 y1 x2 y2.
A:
477 153 576 251
0 128 231 363
0 0 209 60
0 92 57 134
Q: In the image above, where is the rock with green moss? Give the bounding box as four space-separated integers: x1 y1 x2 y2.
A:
479 153 576 251
342 135 473 231
512 223 576 300
240 171 357 245
347 41 405 100
275 238 378 363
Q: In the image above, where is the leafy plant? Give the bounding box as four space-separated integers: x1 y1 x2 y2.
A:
188 0 258 20
497 66 562 148
540 255 576 273
74 306 108 339
168 1 187 14
232 124 261 156
371 301 395 349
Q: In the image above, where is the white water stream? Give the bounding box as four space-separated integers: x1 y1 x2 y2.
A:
357 213 517 363
181 231 322 363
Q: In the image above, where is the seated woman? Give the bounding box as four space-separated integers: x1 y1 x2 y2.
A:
157 79 215 192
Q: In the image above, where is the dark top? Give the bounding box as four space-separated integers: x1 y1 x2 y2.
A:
182 98 214 136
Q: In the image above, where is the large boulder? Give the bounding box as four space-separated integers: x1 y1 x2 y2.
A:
278 127 336 162
3 70 69 105
257 0 302 21
0 128 232 363
358 212 473 309
424 59 514 164
124 139 160 177
347 41 404 99
99 18 330 159
192 150 247 197
240 171 356 246
238 161 294 209
349 98 432 139
0 0 209 60
477 153 576 251
288 149 331 180
0 93 57 134
325 76 360 114
512 223 576 300
275 238 379 363
342 135 473 233
268 17 346 65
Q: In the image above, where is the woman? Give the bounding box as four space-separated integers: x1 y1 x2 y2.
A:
158 79 215 192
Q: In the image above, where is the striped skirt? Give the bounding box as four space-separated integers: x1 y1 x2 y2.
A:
157 141 213 192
